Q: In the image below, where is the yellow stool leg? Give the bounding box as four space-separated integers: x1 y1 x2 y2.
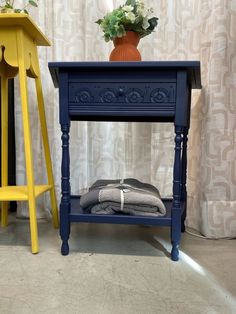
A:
17 30 39 253
1 75 8 227
35 75 59 228
1 203 8 227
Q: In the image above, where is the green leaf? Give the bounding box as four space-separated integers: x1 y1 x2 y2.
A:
29 0 38 7
125 0 136 6
5 3 13 8
104 35 110 42
133 4 138 14
24 9 29 14
95 19 103 25
148 17 158 31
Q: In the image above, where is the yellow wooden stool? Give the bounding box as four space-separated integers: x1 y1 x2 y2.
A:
0 13 59 253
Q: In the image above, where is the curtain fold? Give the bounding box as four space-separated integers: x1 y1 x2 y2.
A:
14 0 236 238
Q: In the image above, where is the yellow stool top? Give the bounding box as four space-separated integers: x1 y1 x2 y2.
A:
0 13 51 46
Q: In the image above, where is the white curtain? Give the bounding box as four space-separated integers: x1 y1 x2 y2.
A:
15 0 236 238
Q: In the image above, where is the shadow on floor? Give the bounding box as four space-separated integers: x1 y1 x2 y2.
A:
0 214 172 258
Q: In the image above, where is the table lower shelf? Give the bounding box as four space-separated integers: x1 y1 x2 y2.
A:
69 196 173 226
0 185 52 201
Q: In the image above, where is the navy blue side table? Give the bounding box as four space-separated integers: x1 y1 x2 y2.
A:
49 61 201 261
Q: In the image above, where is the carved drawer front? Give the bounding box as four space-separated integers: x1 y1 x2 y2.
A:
68 82 176 116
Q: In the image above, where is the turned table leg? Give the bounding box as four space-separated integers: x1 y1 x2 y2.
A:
171 126 183 261
60 124 71 255
181 127 188 233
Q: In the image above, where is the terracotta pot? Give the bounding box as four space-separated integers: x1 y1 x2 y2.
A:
109 31 142 62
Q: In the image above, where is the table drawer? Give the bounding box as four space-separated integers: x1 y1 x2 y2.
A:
68 82 176 116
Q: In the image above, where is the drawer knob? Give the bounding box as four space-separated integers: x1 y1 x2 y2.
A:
118 88 124 96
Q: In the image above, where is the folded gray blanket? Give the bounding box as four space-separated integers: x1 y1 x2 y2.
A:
90 202 165 216
80 178 166 216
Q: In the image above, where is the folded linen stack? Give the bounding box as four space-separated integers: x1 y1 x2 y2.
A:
80 178 166 216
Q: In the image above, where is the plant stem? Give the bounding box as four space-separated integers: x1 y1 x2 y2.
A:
22 3 30 11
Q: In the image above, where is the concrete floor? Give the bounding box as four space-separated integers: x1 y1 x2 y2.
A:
0 214 236 314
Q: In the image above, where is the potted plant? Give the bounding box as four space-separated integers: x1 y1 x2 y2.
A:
96 0 158 61
0 0 38 14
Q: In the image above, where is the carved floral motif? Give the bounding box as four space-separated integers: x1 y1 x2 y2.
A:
125 89 144 103
150 88 170 103
100 90 116 103
71 84 175 104
75 90 93 103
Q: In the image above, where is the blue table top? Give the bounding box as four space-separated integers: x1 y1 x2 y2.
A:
48 61 201 89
